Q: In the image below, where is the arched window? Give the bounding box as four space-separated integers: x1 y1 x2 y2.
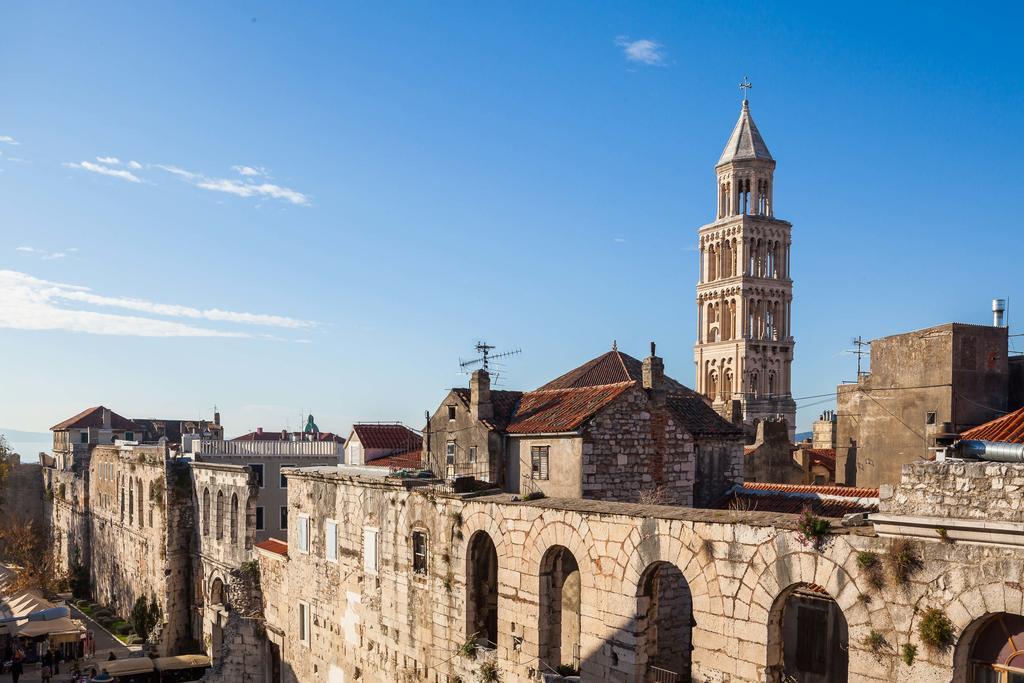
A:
637 562 694 681
723 369 734 399
137 478 144 527
210 577 224 606
708 245 718 281
767 584 848 683
707 370 719 401
202 488 211 537
215 490 225 540
768 371 777 396
538 546 581 673
466 531 499 648
230 494 239 544
957 612 1024 682
128 480 134 525
750 371 760 398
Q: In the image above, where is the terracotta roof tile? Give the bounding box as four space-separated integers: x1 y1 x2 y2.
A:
254 538 288 557
666 390 745 437
506 383 634 434
351 424 422 451
51 406 138 432
451 388 523 430
717 482 878 518
367 447 422 469
742 481 878 498
962 406 1024 443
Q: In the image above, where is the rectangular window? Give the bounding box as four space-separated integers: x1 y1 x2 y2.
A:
279 464 293 488
298 601 310 644
325 520 338 562
248 463 265 488
297 515 310 554
363 527 378 575
80 431 89 444
255 507 265 530
280 506 289 530
926 411 936 425
412 531 428 575
124 431 134 441
446 442 456 464
795 604 829 674
447 405 457 421
531 446 549 480
468 446 477 463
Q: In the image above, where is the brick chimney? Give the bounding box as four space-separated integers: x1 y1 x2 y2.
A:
470 370 493 421
642 342 665 405
214 411 221 426
101 407 112 430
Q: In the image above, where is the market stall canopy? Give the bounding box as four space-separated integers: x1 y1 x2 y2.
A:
154 654 212 670
104 658 156 675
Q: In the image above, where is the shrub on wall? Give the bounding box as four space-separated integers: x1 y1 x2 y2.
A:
797 506 831 550
856 550 886 590
919 608 955 651
887 538 922 585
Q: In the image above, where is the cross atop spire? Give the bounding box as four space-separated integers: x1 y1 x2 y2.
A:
739 76 752 102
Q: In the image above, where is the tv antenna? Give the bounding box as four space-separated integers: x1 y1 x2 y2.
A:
844 336 871 379
459 341 521 374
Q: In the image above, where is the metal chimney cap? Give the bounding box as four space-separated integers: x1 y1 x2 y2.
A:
993 299 1007 311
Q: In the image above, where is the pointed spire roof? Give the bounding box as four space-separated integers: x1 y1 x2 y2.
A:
717 100 773 166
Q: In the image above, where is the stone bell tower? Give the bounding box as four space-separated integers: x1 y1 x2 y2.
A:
693 96 796 438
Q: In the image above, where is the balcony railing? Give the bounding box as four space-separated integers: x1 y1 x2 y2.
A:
193 439 341 457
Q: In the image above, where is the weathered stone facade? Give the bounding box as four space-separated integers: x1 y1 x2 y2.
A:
837 323 1016 488
250 464 1024 683
88 444 194 654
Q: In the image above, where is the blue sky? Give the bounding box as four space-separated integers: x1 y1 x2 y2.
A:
1 1 1021 442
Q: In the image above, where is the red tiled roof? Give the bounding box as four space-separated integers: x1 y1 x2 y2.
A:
368 447 423 469
451 388 524 430
233 430 344 443
254 538 287 557
538 349 640 390
666 389 744 437
962 406 1024 443
351 424 422 451
51 406 138 432
506 382 635 434
805 448 836 475
717 482 879 518
742 481 878 498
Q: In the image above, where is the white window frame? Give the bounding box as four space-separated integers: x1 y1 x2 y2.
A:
298 601 310 645
531 445 550 480
363 527 379 575
325 519 338 562
297 514 310 554
279 464 293 488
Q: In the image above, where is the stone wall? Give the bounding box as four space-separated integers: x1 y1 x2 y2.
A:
693 435 744 507
88 445 193 655
42 465 91 577
4 454 45 527
880 461 1024 522
581 385 695 506
252 468 1024 683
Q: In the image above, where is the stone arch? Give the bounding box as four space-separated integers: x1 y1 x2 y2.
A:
939 573 1024 682
210 575 225 606
538 544 582 672
767 582 848 683
635 560 695 681
741 544 895 682
953 612 1024 683
466 530 499 648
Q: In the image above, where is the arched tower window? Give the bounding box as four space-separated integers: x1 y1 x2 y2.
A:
202 488 211 537
216 490 225 540
768 371 777 396
230 494 239 544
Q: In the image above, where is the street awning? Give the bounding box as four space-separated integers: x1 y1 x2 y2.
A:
154 654 212 670
103 658 156 675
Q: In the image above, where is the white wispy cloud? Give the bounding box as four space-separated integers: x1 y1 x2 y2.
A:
232 165 267 177
126 160 142 170
0 270 316 339
615 36 666 66
96 156 121 165
15 246 78 260
158 164 309 206
0 135 18 145
64 160 142 183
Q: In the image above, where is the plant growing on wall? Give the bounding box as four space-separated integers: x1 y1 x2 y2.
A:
457 637 478 660
478 660 499 682
521 491 545 501
918 608 955 651
901 643 917 666
887 538 923 585
796 506 831 550
856 550 886 590
862 629 887 653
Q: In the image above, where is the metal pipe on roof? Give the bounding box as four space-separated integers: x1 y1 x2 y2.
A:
956 440 1024 463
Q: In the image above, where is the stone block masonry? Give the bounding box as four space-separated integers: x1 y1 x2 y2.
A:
254 465 1024 683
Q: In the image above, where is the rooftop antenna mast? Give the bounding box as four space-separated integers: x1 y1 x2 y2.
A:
844 336 871 379
459 341 521 376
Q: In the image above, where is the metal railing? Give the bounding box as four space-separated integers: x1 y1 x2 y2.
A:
648 665 679 683
193 439 341 457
